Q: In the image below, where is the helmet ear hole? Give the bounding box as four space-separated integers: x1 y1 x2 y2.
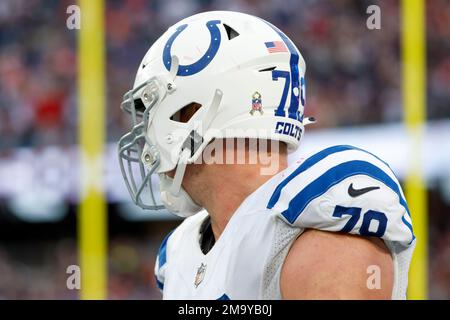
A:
170 102 203 123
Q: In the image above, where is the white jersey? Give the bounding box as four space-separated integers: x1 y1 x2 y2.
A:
154 145 416 299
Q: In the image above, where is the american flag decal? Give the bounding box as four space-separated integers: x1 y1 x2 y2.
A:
265 41 287 53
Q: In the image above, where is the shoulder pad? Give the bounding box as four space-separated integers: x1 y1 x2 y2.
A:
267 145 414 246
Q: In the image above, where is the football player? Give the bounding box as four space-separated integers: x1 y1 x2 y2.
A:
118 11 415 299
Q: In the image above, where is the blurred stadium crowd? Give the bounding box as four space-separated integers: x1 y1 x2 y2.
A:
0 233 167 299
0 0 449 299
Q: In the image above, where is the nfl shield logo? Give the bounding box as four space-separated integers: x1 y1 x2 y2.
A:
250 91 263 115
194 263 207 288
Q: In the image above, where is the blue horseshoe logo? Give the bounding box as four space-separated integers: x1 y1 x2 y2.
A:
163 20 221 76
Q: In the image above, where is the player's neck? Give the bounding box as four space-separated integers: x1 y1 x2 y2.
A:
204 159 288 241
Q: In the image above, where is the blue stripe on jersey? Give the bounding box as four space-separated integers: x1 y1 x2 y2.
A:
280 160 415 242
402 216 414 243
157 230 174 269
156 277 164 290
268 145 356 209
267 145 394 210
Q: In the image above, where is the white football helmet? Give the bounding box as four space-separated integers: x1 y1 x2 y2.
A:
118 11 313 217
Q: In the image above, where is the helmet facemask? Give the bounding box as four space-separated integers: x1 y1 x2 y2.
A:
118 56 224 215
118 78 166 210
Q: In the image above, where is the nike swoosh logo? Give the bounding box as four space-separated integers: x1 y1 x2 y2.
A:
348 183 380 197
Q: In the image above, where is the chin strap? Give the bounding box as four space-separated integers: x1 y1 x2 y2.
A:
184 88 223 162
202 89 223 131
161 148 197 217
159 171 202 217
167 88 223 195
160 88 223 217
169 148 190 195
